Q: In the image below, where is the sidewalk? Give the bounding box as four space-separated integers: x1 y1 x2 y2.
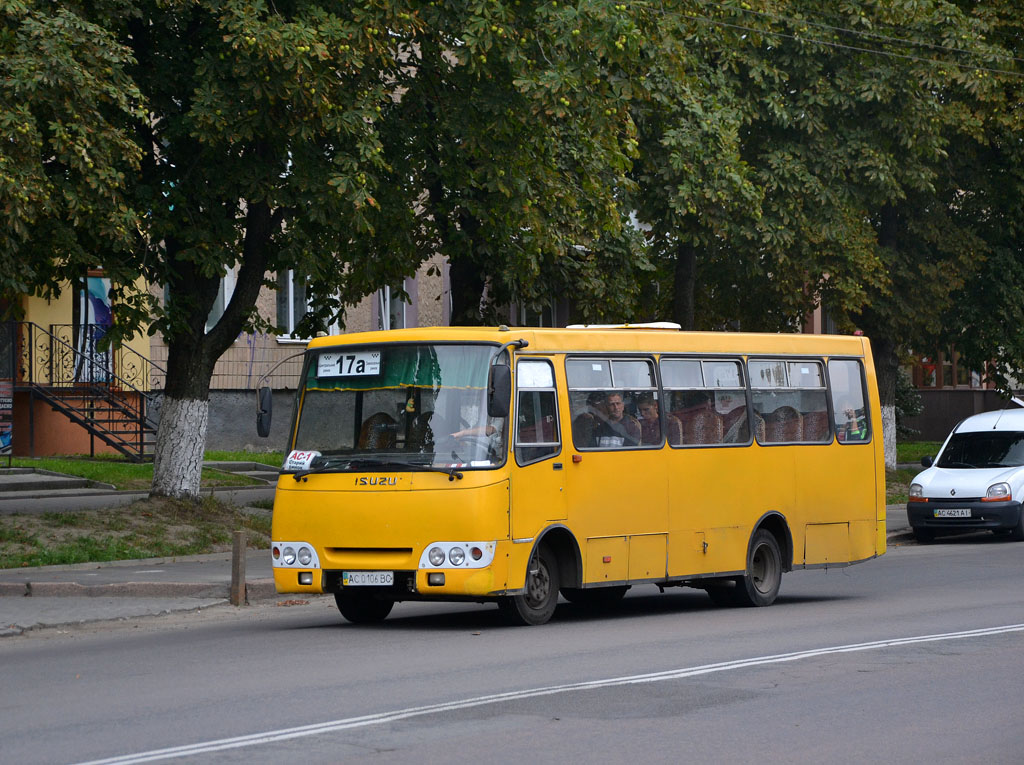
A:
0 467 913 638
0 465 282 637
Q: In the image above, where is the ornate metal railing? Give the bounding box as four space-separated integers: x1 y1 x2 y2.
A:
13 322 164 460
19 323 166 391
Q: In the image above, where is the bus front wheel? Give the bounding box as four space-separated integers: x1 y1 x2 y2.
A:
734 529 783 607
500 547 559 626
334 591 394 624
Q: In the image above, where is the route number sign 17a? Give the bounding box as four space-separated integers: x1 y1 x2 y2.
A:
318 351 381 378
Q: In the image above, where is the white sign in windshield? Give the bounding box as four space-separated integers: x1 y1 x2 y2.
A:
318 351 381 378
284 450 321 471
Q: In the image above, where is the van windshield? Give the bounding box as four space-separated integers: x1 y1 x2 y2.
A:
937 431 1024 469
291 343 507 469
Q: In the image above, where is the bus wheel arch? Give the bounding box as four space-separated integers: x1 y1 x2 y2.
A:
500 526 580 626
753 511 793 573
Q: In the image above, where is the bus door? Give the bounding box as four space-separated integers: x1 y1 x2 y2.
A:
563 357 668 585
510 358 567 541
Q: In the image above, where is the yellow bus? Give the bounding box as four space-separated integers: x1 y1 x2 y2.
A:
263 325 885 625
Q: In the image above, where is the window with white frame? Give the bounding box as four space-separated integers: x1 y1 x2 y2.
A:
276 269 311 339
205 271 236 333
377 284 409 331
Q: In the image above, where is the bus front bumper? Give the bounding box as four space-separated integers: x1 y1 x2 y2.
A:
272 559 512 599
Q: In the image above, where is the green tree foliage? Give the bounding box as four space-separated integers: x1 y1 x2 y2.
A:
1 1 143 305
4 1 661 498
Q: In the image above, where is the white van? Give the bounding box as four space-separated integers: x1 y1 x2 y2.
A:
907 409 1024 542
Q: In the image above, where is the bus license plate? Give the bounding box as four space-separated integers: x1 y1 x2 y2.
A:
342 571 393 587
934 508 971 518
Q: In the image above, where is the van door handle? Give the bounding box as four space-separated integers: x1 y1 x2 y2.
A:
553 463 563 470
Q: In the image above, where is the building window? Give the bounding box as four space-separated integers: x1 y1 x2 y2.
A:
276 270 310 339
377 283 411 331
206 271 236 333
910 349 986 390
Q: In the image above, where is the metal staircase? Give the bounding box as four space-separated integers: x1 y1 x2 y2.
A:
14 322 164 462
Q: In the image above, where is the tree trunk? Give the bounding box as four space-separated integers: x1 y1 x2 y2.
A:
871 334 900 470
448 255 486 326
151 396 209 499
671 242 697 330
150 200 277 500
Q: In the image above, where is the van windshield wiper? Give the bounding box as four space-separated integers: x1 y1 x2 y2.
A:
348 459 463 481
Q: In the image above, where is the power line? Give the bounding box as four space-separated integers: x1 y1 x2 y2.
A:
682 11 1024 79
705 1 1024 66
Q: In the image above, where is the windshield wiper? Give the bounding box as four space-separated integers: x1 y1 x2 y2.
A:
348 458 463 481
940 461 975 469
293 456 351 481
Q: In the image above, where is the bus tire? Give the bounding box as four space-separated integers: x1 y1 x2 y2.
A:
733 529 783 607
560 585 629 608
500 546 559 625
334 591 394 624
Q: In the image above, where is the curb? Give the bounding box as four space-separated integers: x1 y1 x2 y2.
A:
0 578 277 601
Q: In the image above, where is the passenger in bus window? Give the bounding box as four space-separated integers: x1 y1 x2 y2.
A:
840 406 868 441
594 391 641 447
637 393 681 445
572 391 608 447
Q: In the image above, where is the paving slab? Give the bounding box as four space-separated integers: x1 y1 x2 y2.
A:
0 596 229 637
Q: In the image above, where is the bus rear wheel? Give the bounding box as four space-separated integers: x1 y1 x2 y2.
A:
500 547 559 626
733 529 783 607
334 590 394 624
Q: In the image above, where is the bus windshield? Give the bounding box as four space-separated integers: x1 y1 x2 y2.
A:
292 343 507 469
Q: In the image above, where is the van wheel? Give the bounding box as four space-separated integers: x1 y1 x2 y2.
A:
733 529 782 607
1011 511 1024 542
561 585 629 608
500 547 559 625
334 591 394 624
912 528 935 544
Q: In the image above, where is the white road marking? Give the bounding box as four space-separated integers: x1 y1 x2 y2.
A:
76 623 1024 765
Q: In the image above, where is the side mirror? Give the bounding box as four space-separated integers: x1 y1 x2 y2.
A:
921 455 933 468
256 386 273 438
487 365 511 418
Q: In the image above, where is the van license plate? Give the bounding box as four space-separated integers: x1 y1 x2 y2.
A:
934 509 971 518
342 571 393 587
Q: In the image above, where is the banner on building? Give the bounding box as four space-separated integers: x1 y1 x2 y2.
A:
0 321 13 454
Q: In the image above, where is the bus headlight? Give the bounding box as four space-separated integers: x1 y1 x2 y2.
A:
282 546 296 565
448 547 466 566
428 546 446 566
298 546 313 566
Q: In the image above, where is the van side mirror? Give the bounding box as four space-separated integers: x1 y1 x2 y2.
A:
487 365 511 418
256 386 273 438
920 455 933 468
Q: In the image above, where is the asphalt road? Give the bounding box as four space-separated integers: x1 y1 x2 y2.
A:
2 536 1023 765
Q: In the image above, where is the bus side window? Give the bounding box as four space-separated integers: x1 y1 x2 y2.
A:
828 359 870 443
515 360 560 465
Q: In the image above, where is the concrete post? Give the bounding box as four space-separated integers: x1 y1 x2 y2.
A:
230 530 246 606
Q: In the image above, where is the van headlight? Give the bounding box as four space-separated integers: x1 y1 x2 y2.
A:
983 482 1011 502
908 483 924 501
